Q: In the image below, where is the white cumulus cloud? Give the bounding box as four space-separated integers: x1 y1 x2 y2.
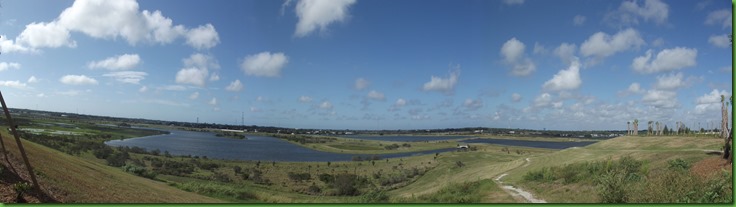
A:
632 47 697 74
12 0 219 51
208 97 217 105
653 72 684 90
642 89 677 108
511 93 522 102
501 38 535 76
16 21 76 48
580 28 645 60
543 58 582 91
705 9 732 29
293 0 357 37
103 71 147 84
694 89 731 114
0 80 27 89
0 35 33 54
27 76 39 83
240 52 289 77
618 0 669 25
463 98 483 111
175 53 219 87
503 0 524 5
708 34 730 48
628 82 643 93
319 101 333 110
88 54 141 70
354 78 369 90
225 79 243 92
0 62 21 72
395 98 407 107
59 75 98 85
185 24 219 50
367 90 385 101
573 15 586 26
553 43 577 64
422 70 459 95
189 92 199 100
299 95 313 103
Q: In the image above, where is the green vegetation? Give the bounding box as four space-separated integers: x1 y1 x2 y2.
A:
511 136 731 203
1 111 730 203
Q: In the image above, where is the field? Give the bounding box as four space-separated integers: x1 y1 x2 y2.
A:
0 112 732 203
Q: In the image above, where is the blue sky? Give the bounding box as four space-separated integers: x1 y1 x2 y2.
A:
0 0 732 130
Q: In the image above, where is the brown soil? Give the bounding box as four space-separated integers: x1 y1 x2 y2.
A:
690 156 733 179
0 150 62 203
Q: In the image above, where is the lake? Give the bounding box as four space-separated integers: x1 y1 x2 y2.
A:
105 129 597 162
462 138 596 149
105 129 456 162
339 135 472 142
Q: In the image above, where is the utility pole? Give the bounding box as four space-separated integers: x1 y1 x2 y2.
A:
0 90 40 190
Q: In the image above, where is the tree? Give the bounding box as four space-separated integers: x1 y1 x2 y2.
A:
721 95 732 162
633 119 638 136
663 125 668 135
627 121 631 136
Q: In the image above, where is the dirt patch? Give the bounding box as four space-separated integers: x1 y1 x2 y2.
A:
690 156 732 179
0 151 61 203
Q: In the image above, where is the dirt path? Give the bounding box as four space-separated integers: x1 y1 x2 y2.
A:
493 157 546 203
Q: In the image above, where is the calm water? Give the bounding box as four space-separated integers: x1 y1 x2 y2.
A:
462 138 596 149
339 135 472 142
105 129 456 162
105 129 596 162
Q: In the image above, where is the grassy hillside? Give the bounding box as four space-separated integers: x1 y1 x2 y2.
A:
500 135 730 203
0 130 223 203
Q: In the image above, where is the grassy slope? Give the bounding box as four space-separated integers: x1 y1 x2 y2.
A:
388 144 554 201
296 136 461 154
500 135 724 202
0 131 223 203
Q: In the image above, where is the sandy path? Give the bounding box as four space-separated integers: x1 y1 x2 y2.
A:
493 158 546 203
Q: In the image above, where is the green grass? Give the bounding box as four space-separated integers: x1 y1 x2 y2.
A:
327 143 384 151
396 179 515 203
501 135 729 203
0 130 223 203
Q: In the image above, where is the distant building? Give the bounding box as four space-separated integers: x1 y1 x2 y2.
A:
457 144 469 149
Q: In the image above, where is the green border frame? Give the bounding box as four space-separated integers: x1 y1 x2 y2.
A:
2 0 736 206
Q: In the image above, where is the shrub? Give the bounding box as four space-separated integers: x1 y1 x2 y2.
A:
384 144 400 150
667 158 690 171
122 164 157 179
331 173 367 196
106 151 129 167
359 190 389 203
596 169 628 203
319 173 335 184
288 172 311 182
176 182 257 201
307 183 321 195
455 161 465 168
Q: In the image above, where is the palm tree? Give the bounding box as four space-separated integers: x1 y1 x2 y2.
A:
721 95 732 162
633 119 639 136
627 121 631 136
721 95 730 139
647 121 653 136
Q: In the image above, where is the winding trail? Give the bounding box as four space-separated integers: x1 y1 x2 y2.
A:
493 157 546 203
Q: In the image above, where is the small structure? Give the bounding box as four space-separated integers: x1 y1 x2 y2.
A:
457 144 469 149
